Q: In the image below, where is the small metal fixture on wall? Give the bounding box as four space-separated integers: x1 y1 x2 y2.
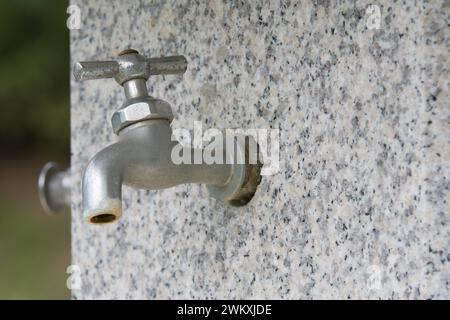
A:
38 162 71 215
74 49 262 224
37 49 262 223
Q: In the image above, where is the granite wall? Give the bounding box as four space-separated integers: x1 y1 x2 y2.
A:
70 0 449 299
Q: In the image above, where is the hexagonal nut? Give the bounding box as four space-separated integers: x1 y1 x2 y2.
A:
111 98 173 134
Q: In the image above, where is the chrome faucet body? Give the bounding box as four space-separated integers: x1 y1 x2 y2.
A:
83 120 236 223
75 49 261 224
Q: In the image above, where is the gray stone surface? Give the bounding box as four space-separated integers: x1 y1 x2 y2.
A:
70 0 449 299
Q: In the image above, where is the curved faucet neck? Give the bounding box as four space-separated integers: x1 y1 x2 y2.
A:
82 120 234 224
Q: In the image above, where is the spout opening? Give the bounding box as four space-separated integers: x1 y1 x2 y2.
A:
84 198 122 225
90 213 117 224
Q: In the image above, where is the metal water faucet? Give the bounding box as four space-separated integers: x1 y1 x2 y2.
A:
74 49 261 224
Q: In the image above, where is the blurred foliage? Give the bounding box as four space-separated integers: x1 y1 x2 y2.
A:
0 0 70 154
0 0 70 299
0 194 69 299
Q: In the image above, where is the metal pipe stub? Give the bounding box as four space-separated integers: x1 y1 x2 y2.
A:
38 162 71 214
207 135 262 206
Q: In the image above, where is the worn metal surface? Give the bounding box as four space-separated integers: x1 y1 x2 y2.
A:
111 94 173 134
74 51 186 134
73 51 187 84
75 50 260 224
81 120 236 224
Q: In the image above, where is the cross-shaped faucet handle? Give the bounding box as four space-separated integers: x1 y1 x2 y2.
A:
73 49 187 85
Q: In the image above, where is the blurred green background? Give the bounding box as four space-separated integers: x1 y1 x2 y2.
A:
0 0 70 299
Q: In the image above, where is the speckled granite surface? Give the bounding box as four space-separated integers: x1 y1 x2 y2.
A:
70 0 449 299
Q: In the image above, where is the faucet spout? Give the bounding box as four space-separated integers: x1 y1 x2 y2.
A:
83 120 254 224
82 142 125 224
